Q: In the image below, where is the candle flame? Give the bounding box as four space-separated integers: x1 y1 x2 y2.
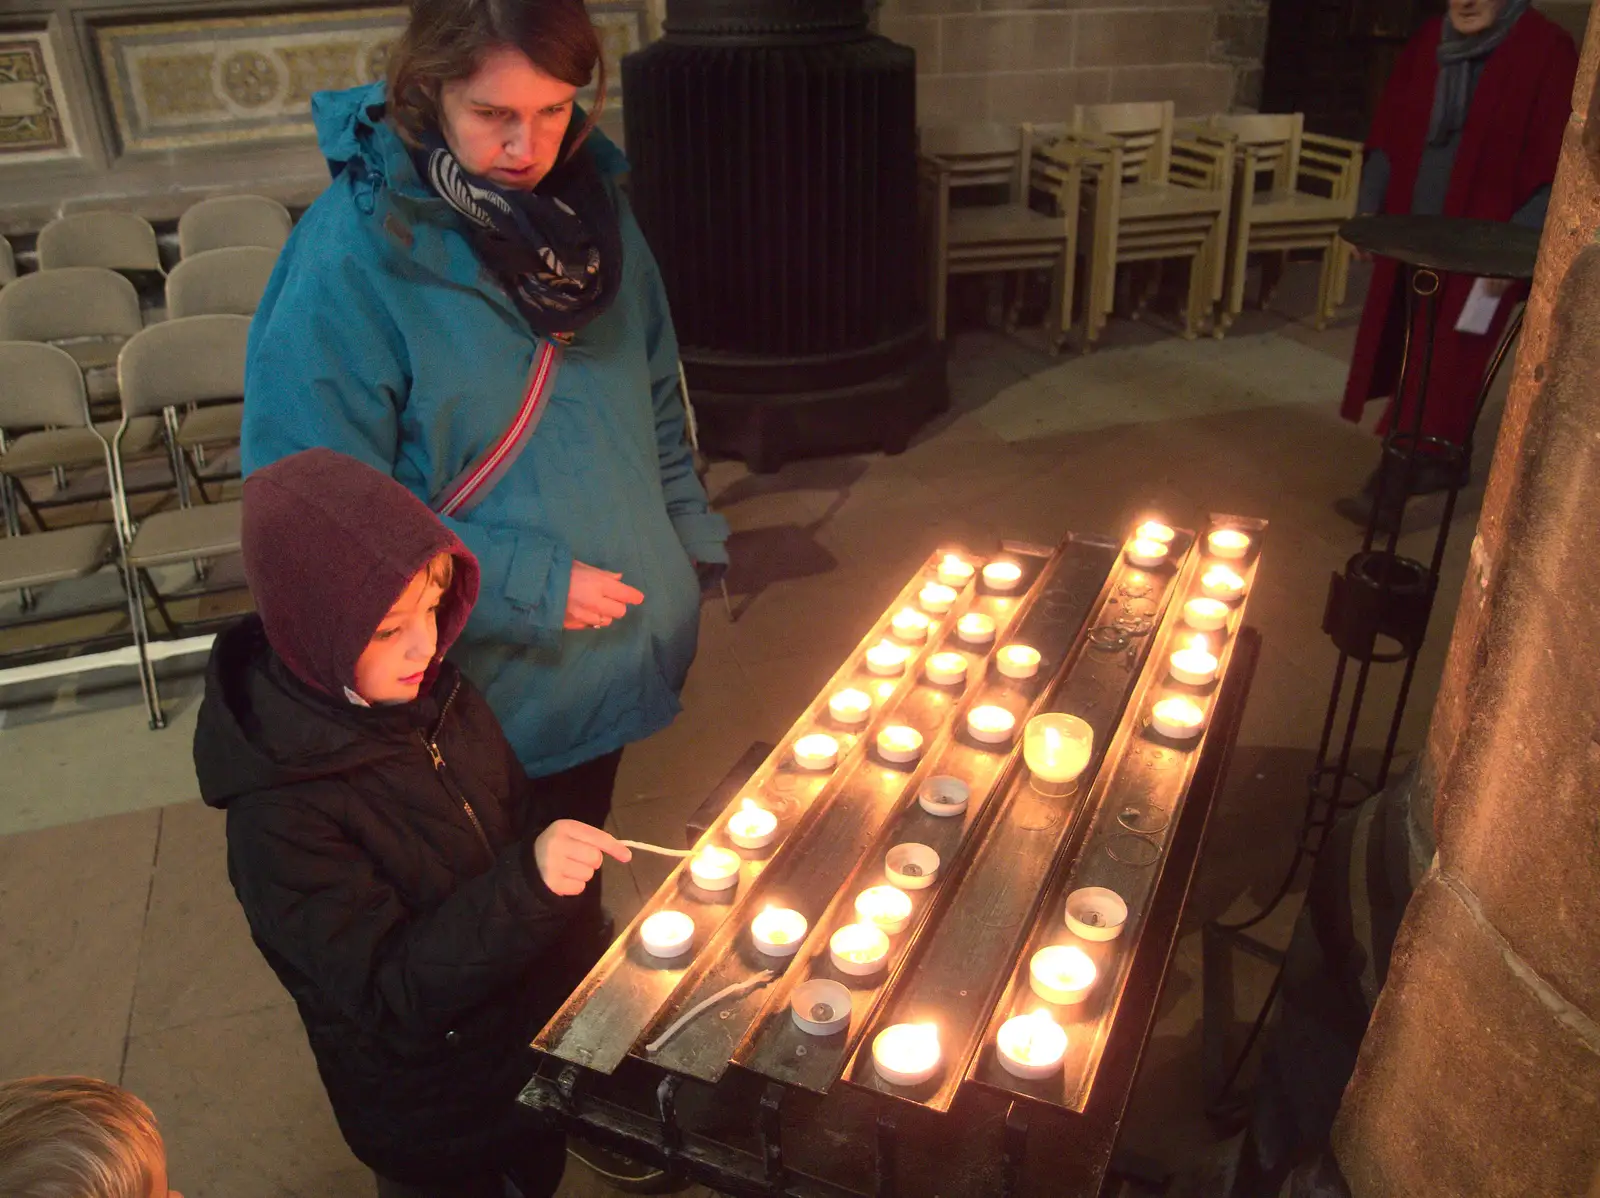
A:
1190 634 1208 653
876 681 896 700
741 798 759 814
1043 726 1061 752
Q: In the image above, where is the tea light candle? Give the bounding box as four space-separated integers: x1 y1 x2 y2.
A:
919 583 957 614
886 843 940 890
830 922 891 976
1183 597 1229 632
791 979 852 1036
1029 945 1098 1005
829 687 872 725
866 639 911 676
1136 520 1176 545
855 885 913 934
937 554 975 588
639 910 695 959
1151 696 1206 740
1023 713 1093 796
1064 887 1128 941
925 651 968 687
967 704 1016 745
689 846 742 890
918 775 970 817
1201 565 1246 602
877 724 924 765
996 644 1041 680
957 612 996 645
793 733 840 770
982 560 1023 592
873 1023 942 1086
1126 538 1169 569
1208 528 1251 560
727 798 778 849
891 606 931 642
996 1009 1069 1080
1169 635 1219 686
751 906 808 957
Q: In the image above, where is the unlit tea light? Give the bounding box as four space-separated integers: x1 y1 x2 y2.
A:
997 643 1041 679
925 651 968 687
689 846 742 891
751 906 808 957
1208 528 1251 560
639 910 695 959
967 704 1016 745
918 775 971 817
1029 944 1098 1005
855 885 913 935
1183 597 1230 632
891 606 931 642
877 724 924 765
866 639 911 676
957 612 996 645
793 733 840 770
1136 520 1176 545
830 922 891 976
791 979 852 1036
1151 696 1206 740
873 1022 942 1087
1126 538 1169 569
1201 566 1246 602
727 798 778 850
1064 886 1128 942
886 842 940 889
919 583 957 614
983 560 1023 592
996 1009 1069 1080
1169 635 1219 686
938 554 976 588
829 687 872 725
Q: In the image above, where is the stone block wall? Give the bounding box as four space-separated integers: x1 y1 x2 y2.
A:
876 0 1267 127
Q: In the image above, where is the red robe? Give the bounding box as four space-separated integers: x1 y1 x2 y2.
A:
1340 11 1577 445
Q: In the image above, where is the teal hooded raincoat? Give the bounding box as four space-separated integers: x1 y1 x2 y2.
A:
242 82 729 778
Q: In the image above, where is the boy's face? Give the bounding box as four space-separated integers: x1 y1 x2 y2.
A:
354 563 447 705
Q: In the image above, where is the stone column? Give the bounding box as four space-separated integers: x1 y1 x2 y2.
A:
1329 7 1600 1195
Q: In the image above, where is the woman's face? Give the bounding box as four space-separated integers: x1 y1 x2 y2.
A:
438 46 578 189
1448 0 1507 35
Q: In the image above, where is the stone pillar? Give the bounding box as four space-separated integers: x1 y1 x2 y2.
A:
1329 6 1600 1195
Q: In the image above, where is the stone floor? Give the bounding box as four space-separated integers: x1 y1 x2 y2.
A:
0 263 1506 1197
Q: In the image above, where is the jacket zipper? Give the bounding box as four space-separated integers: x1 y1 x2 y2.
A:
420 678 494 862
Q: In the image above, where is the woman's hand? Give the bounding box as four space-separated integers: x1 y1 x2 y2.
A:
565 560 644 630
534 819 632 896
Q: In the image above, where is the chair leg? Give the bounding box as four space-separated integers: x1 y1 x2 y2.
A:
1314 244 1335 331
119 562 165 731
139 567 181 638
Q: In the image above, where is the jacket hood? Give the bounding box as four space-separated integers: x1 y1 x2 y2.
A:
241 448 479 700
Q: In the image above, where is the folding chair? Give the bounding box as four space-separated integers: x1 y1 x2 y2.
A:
0 267 144 407
165 247 278 319
177 194 292 258
0 235 14 286
37 211 165 292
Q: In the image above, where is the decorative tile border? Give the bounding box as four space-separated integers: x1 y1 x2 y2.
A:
0 30 80 162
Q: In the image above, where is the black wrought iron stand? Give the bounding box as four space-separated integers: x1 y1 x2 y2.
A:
1201 216 1539 1119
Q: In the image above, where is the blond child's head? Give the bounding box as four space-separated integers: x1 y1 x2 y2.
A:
0 1076 179 1198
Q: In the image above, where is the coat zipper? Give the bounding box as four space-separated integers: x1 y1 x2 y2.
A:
420 678 494 861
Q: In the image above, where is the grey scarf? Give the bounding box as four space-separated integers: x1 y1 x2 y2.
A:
1430 0 1530 145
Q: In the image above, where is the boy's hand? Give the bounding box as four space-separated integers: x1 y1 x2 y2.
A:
564 561 645 630
534 819 632 896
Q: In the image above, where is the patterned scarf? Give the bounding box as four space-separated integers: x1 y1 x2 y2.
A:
1430 0 1530 146
414 117 621 338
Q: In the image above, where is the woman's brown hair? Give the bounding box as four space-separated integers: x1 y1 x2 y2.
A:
388 0 606 154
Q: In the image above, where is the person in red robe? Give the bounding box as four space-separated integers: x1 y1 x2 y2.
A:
1336 0 1576 528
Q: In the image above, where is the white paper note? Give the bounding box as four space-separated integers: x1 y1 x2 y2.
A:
1456 277 1502 335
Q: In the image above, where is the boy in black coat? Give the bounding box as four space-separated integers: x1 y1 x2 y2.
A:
195 448 630 1198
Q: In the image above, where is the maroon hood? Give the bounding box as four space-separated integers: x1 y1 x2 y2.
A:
241 449 480 699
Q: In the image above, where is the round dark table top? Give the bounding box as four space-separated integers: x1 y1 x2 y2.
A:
1340 215 1539 280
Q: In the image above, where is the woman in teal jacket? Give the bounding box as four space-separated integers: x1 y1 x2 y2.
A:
242 0 727 865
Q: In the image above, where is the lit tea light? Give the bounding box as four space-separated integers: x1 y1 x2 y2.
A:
1208 528 1251 560
1201 565 1246 602
1151 695 1206 740
957 612 996 645
793 733 840 771
886 842 940 890
751 906 808 957
829 687 872 725
1029 944 1098 1005
996 643 1041 680
855 885 913 934
1183 597 1230 632
830 922 891 976
925 651 968 687
875 680 896 701
919 582 957 614
791 978 852 1036
727 798 778 850
996 1009 1069 1080
1126 538 1169 569
866 639 911 676
918 775 970 818
873 1022 942 1087
891 606 931 642
1064 886 1128 942
876 724 924 765
1023 713 1093 796
937 553 975 588
1169 635 1219 686
689 846 742 891
967 704 1016 745
982 560 1023 592
639 910 695 959
1136 520 1176 545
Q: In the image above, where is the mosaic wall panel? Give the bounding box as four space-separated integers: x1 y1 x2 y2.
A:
0 30 80 162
